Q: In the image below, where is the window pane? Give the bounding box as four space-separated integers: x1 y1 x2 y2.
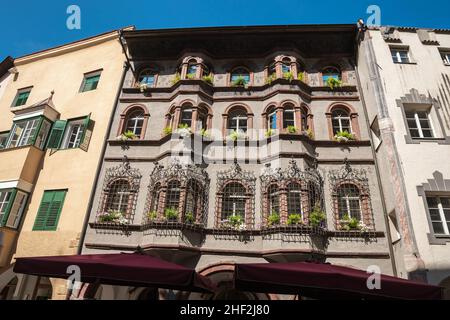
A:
15 91 30 107
407 119 418 129
180 109 192 127
283 110 295 128
287 183 302 216
422 129 434 138
429 208 442 221
441 198 450 208
399 51 409 63
221 183 246 221
139 72 155 85
444 209 450 221
34 120 51 149
125 111 144 136
0 190 12 225
432 222 445 234
6 191 28 229
426 197 438 208
409 129 420 138
82 74 100 92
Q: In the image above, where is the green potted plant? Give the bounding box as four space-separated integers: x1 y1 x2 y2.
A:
163 126 173 136
267 211 280 227
340 213 360 231
171 72 181 85
266 73 277 85
297 72 305 82
287 214 303 226
334 130 355 143
185 212 195 224
199 128 210 138
177 123 192 137
232 76 247 87
202 73 213 85
265 128 275 138
147 211 158 222
118 130 138 141
326 77 342 90
287 125 298 134
305 128 314 139
98 210 128 224
229 215 243 228
309 206 326 228
165 208 179 222
227 130 246 142
283 71 294 82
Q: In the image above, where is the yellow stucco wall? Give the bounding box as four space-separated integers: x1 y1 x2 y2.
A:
0 33 126 259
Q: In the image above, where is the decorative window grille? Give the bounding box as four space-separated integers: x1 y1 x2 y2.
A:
260 160 324 229
97 157 142 223
328 159 374 231
215 161 256 231
144 160 209 226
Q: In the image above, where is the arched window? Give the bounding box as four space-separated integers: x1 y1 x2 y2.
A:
138 69 157 86
105 179 132 215
337 184 362 221
186 59 198 79
124 109 145 136
287 182 303 216
165 180 181 212
230 67 250 85
322 67 341 83
267 106 277 130
180 107 193 128
268 185 280 215
149 183 162 214
332 108 352 134
221 182 246 221
185 180 202 221
228 108 248 133
281 57 292 74
283 105 296 129
301 107 309 131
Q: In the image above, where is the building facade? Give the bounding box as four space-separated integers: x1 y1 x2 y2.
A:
80 25 396 300
357 26 450 297
0 29 130 300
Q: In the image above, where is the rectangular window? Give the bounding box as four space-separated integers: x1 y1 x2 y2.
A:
391 48 410 63
33 190 67 231
427 196 450 235
80 71 101 92
0 189 29 229
283 110 295 128
7 118 40 148
405 110 434 139
47 116 90 150
0 132 9 149
13 88 31 107
0 189 13 225
180 109 193 128
441 51 450 65
34 119 52 149
62 119 85 149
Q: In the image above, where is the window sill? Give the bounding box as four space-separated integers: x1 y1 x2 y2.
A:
393 61 417 65
427 233 450 245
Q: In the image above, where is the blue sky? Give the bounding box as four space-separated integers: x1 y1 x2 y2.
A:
1 0 450 60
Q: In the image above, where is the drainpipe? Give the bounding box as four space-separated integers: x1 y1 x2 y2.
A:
354 62 398 277
77 32 130 255
355 29 424 278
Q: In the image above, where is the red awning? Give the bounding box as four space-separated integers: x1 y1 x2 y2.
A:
234 261 443 300
13 253 215 293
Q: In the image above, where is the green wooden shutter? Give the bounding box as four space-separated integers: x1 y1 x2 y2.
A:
79 114 92 152
33 190 67 231
46 120 67 149
1 189 17 226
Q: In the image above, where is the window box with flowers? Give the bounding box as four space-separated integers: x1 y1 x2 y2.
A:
334 130 355 143
227 130 247 142
283 71 294 82
267 211 281 227
98 210 129 225
309 206 327 228
202 74 214 85
231 76 248 88
221 215 247 231
339 214 370 232
326 78 343 90
164 208 179 222
117 130 138 141
287 213 303 226
177 124 192 138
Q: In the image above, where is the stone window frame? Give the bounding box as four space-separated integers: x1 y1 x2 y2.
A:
261 101 314 134
328 160 375 231
260 160 324 228
135 67 159 88
265 55 304 82
215 161 256 230
326 103 361 140
227 65 254 87
143 160 210 226
397 89 450 145
417 171 450 245
178 56 211 80
165 101 213 134
97 158 142 223
222 103 254 138
117 104 150 139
